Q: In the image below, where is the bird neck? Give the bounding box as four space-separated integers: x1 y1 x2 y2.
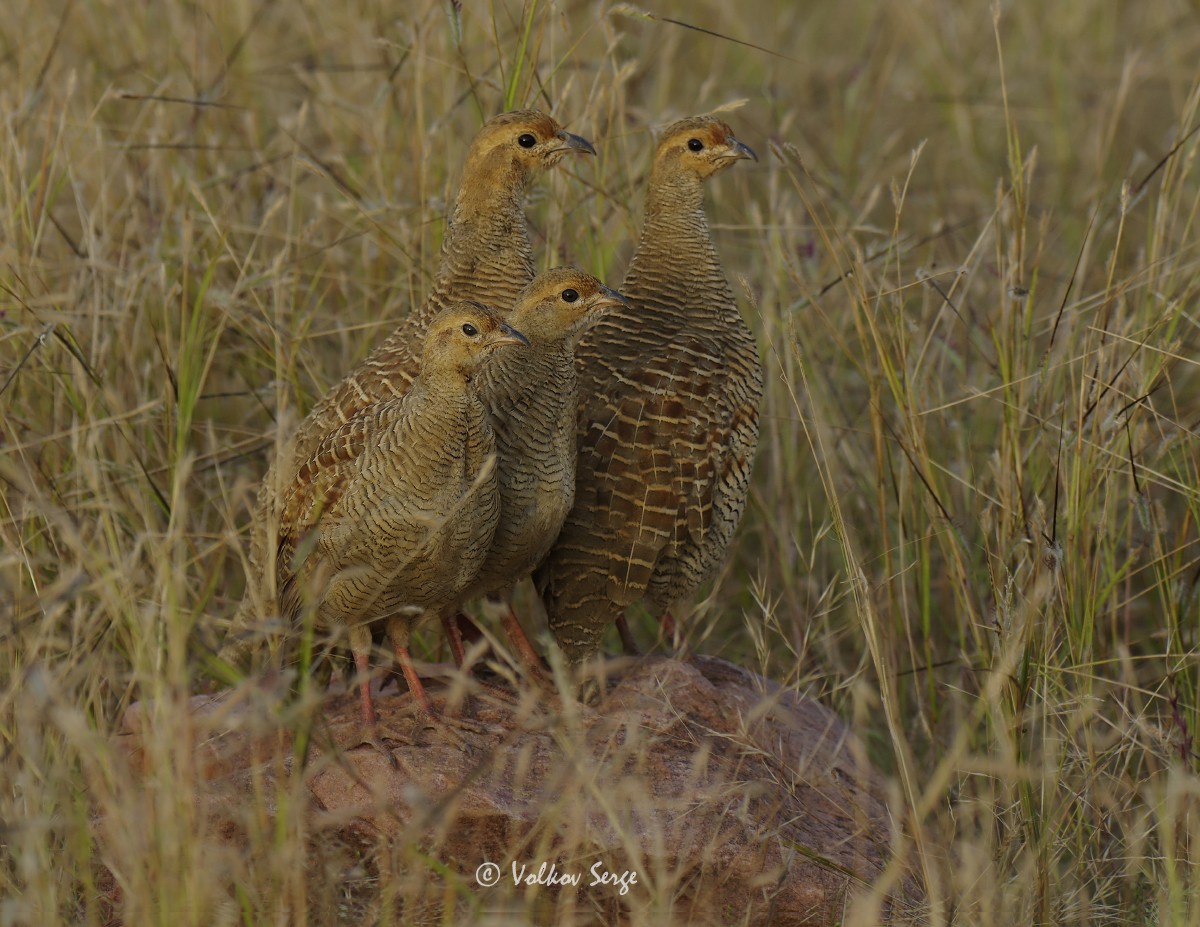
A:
477 344 570 452
433 157 537 309
624 167 731 309
502 309 574 353
478 332 560 393
643 162 708 222
409 373 494 479
415 363 473 401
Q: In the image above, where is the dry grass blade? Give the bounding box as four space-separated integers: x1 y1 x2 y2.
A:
1 1 1199 925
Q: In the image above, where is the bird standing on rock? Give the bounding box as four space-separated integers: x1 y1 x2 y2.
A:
536 116 764 701
274 303 529 734
452 268 628 671
224 111 594 667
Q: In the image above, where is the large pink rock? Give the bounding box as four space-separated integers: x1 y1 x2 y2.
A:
118 655 919 925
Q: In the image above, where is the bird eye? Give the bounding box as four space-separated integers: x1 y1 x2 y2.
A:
518 133 537 149
461 323 478 336
561 289 579 303
687 138 704 151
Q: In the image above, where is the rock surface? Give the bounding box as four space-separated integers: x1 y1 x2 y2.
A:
118 655 920 926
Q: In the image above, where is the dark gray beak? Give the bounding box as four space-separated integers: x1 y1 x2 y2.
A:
555 131 597 156
588 286 629 310
725 137 758 162
494 322 531 348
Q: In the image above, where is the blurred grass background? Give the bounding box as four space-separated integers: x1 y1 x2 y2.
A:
2 0 1199 923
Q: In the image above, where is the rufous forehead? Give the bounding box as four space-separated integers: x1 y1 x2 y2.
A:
488 110 561 140
664 118 733 146
545 274 597 294
525 286 570 306
700 124 732 144
436 303 500 333
524 113 562 138
525 267 590 290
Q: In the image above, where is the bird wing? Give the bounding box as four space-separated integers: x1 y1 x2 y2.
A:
274 413 365 616
274 401 416 617
578 335 729 606
281 416 370 535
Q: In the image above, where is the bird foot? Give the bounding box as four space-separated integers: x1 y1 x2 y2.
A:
658 610 681 651
467 677 526 706
403 704 499 749
577 676 604 706
505 659 553 692
347 721 401 770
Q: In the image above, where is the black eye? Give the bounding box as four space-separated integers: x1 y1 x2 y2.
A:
462 323 478 336
687 138 704 151
561 289 579 303
518 133 537 148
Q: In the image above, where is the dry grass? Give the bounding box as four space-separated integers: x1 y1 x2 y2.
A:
2 0 1199 924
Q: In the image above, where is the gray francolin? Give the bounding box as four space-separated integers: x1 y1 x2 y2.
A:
274 303 529 730
449 268 627 670
535 115 763 700
224 111 593 667
290 112 595 449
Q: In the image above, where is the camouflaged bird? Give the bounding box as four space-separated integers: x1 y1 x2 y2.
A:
449 268 627 670
223 111 593 667
275 303 529 729
536 116 763 700
290 112 595 448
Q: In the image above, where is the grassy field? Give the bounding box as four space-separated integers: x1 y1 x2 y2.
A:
2 0 1199 923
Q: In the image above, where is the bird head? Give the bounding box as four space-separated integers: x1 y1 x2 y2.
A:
424 302 531 380
507 267 628 346
463 110 596 187
651 115 757 181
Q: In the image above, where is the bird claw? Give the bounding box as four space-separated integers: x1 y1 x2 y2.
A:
407 706 495 749
493 660 552 695
577 676 604 706
350 722 401 769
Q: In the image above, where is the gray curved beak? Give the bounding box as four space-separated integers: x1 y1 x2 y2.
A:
555 131 597 156
725 137 758 162
588 285 629 311
494 322 531 348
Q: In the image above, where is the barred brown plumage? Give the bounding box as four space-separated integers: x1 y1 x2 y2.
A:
459 268 627 668
288 113 595 451
535 116 764 701
274 303 529 731
221 111 593 670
